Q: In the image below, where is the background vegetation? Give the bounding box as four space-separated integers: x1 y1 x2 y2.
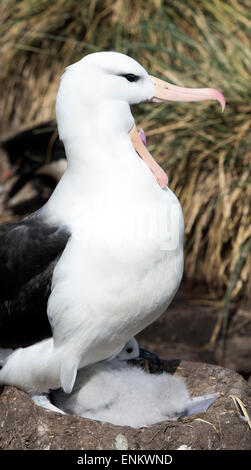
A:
0 0 250 311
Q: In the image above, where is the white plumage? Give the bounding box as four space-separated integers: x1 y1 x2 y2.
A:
50 338 219 427
51 359 190 427
0 52 225 401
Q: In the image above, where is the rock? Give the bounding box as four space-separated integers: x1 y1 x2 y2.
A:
0 359 250 450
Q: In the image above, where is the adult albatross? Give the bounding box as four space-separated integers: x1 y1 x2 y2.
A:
0 52 225 395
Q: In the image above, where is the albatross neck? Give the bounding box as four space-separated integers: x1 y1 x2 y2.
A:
62 129 151 191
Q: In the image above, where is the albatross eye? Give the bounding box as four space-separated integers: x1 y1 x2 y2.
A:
120 73 139 82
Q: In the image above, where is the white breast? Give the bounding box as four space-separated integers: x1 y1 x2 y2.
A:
46 169 184 367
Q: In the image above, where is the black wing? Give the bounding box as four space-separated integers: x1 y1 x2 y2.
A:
0 210 71 348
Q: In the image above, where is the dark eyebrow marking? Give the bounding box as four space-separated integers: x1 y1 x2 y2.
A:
119 73 140 82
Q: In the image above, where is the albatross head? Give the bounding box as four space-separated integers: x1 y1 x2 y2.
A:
56 51 225 187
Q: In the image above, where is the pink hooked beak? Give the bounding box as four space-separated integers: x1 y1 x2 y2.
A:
130 74 225 188
150 75 225 111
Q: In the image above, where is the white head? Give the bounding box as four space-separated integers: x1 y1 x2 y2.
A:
116 337 140 361
72 51 154 105
56 52 153 143
56 51 225 187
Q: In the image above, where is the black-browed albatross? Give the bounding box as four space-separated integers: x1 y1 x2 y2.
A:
0 52 225 396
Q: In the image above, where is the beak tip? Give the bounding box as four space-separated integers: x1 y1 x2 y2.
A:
220 98 226 113
214 89 226 112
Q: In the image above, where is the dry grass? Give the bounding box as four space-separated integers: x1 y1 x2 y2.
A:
0 0 250 304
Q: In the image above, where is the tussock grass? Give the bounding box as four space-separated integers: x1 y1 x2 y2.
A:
0 0 250 303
